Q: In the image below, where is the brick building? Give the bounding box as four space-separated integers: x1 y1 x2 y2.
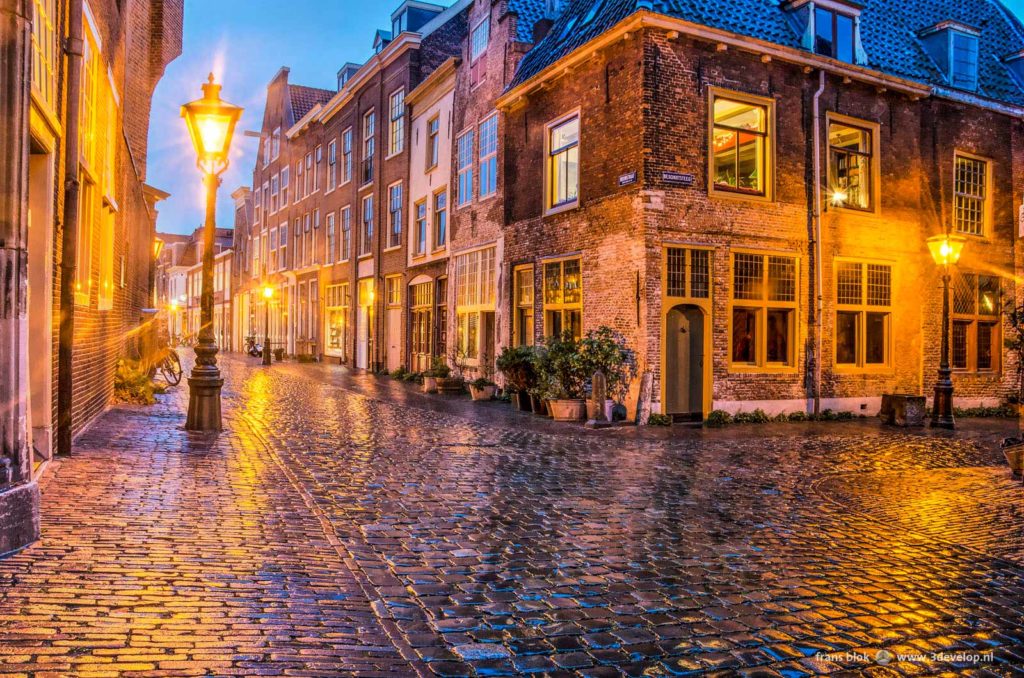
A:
0 0 182 553
498 0 1024 419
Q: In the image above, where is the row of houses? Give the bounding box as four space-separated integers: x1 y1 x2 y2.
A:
0 0 182 553
228 0 1024 422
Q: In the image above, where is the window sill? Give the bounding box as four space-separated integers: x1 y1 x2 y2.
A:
832 365 895 376
431 245 447 254
544 201 579 217
726 364 799 375
383 245 401 253
358 254 373 261
478 191 498 203
709 187 772 204
385 151 404 161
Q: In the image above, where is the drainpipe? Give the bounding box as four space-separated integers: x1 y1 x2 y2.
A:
57 0 84 456
811 69 826 416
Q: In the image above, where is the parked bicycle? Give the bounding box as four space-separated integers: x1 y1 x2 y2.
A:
244 334 263 358
151 346 183 385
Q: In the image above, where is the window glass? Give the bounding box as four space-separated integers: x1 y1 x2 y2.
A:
828 122 872 210
951 32 979 90
712 97 767 195
548 116 579 208
954 155 987 235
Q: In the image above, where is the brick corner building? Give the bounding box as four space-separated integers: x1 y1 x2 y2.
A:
0 0 182 554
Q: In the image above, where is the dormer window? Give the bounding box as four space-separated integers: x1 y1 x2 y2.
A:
392 11 406 37
919 22 981 91
814 6 855 62
951 32 979 90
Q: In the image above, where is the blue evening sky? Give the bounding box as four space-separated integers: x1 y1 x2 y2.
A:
146 0 1024 236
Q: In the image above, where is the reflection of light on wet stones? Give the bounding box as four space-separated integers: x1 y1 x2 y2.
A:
453 643 511 661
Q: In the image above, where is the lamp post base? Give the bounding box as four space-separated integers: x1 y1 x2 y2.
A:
185 369 223 432
931 382 955 430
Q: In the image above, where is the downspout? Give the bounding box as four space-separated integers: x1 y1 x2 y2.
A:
56 0 84 456
811 69 825 416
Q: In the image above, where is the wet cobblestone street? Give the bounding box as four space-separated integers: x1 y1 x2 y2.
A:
1 352 1023 676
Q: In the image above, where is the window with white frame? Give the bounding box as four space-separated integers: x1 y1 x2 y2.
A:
279 223 288 269
270 173 280 213
433 190 447 249
313 208 321 263
414 200 427 256
326 212 336 264
547 115 579 209
426 115 440 170
326 283 349 358
254 187 261 224
457 130 474 206
388 183 402 249
835 261 891 369
272 127 281 160
362 111 375 185
954 153 989 236
252 234 261 273
280 166 290 205
314 145 322 191
262 181 269 214
293 218 301 269
360 195 373 256
304 152 313 195
295 159 304 202
342 127 353 183
455 247 496 360
389 89 405 156
269 227 278 272
340 206 352 261
479 115 498 198
327 140 337 191
470 17 489 86
262 137 270 167
303 212 312 266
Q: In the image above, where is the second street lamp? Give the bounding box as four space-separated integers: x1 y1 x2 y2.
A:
262 284 274 366
181 74 242 432
927 233 966 430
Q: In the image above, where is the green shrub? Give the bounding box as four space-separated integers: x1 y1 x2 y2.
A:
579 326 637 401
496 345 537 393
543 332 588 399
787 411 808 422
391 367 410 381
772 412 789 422
114 359 162 405
647 413 672 426
470 377 495 389
705 410 732 427
954 405 1015 418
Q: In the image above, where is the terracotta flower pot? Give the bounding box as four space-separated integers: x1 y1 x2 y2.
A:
437 377 465 394
529 394 547 416
549 398 587 422
469 384 496 401
1002 437 1024 475
422 376 438 393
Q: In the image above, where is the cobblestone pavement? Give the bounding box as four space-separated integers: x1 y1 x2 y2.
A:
1 352 1023 677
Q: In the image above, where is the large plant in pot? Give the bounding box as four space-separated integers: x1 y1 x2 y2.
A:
422 356 449 393
544 332 588 421
579 326 637 421
436 348 466 394
496 345 537 411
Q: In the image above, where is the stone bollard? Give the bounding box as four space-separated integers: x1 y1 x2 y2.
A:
585 370 612 429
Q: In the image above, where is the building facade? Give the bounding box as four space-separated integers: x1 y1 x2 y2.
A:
230 0 1024 422
0 0 182 553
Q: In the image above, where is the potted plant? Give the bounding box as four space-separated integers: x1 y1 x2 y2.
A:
496 345 537 411
544 332 588 422
580 326 638 421
469 377 497 401
436 348 465 394
422 356 448 393
273 347 285 362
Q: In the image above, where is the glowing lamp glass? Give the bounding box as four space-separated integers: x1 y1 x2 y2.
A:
927 234 966 267
262 285 274 299
181 74 243 174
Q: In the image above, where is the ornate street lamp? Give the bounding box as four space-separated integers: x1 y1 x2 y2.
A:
927 233 966 429
262 284 274 367
181 74 242 431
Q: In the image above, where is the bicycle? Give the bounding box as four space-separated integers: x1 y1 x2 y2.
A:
153 347 183 385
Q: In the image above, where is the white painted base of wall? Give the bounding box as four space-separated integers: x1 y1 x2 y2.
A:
710 395 1004 418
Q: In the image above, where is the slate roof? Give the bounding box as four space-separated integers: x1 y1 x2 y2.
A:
509 0 1024 106
289 84 335 121
507 0 553 43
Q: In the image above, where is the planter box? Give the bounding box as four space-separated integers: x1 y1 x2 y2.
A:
422 376 438 393
1002 437 1024 475
436 377 465 394
511 392 531 411
549 399 586 422
469 384 496 401
879 393 926 427
586 399 614 422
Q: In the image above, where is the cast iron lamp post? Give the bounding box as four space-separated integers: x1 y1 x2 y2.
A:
927 233 966 430
181 74 242 431
262 284 274 366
